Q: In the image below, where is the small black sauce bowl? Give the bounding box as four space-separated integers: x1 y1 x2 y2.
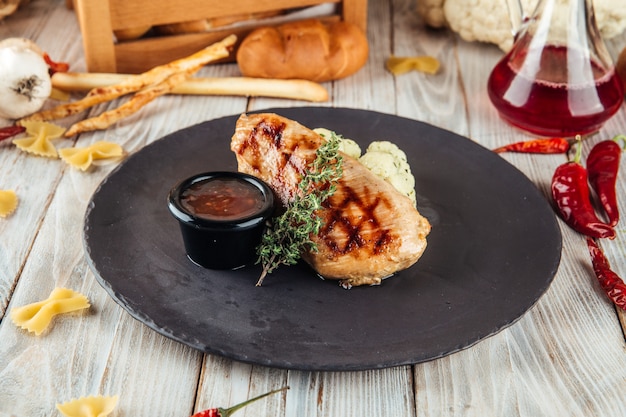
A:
167 171 275 270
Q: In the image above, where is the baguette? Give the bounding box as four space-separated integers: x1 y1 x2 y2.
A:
22 35 236 123
114 25 152 41
236 19 369 82
64 64 202 137
51 72 329 102
155 11 283 35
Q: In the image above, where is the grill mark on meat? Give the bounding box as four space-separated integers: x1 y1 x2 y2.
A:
261 119 285 147
242 127 261 171
242 119 321 203
241 120 288 172
231 113 430 286
319 183 397 256
283 149 305 177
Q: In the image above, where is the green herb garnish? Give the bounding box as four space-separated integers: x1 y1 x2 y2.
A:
255 131 343 286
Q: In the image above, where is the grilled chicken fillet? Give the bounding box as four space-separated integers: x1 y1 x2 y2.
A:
231 113 431 287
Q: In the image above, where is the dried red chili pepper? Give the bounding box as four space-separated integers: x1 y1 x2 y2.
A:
551 138 616 239
586 238 626 311
43 52 70 75
0 125 26 142
493 137 571 154
191 386 289 417
586 135 626 227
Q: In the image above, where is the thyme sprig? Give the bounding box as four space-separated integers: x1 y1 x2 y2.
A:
255 131 343 286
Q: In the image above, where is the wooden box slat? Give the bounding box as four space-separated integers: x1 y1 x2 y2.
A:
73 0 367 73
107 0 338 29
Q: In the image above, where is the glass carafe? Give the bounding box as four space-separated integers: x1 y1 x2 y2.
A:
487 0 624 137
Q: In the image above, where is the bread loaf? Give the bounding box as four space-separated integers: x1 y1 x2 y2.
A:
236 19 369 82
155 11 282 35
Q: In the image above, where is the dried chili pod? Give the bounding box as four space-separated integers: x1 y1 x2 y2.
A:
0 125 26 142
587 135 626 227
493 137 571 154
191 386 289 417
551 137 616 239
586 238 626 311
43 52 70 75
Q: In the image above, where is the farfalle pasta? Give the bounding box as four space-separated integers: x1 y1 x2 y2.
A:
13 120 66 158
10 287 90 335
56 395 119 417
0 189 18 217
59 141 125 171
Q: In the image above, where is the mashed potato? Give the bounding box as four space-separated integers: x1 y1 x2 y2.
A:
314 127 362 159
314 128 416 205
359 141 416 205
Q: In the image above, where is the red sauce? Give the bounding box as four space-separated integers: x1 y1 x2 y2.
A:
180 177 265 221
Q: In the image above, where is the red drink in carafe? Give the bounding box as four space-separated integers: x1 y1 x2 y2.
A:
488 44 624 137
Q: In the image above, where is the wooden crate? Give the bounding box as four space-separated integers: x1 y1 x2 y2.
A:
71 0 368 74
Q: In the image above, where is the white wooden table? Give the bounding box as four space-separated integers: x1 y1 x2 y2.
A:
2 0 626 416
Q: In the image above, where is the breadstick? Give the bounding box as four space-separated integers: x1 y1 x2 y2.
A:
52 72 329 102
22 34 236 123
64 65 201 137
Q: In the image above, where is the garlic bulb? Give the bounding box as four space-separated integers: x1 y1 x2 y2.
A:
0 44 51 119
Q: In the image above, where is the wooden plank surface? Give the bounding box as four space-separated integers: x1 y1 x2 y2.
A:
1 0 626 416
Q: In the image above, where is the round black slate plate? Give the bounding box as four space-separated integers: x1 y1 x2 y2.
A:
84 107 562 371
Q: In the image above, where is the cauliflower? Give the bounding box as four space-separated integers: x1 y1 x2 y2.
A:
359 141 417 205
417 0 626 51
